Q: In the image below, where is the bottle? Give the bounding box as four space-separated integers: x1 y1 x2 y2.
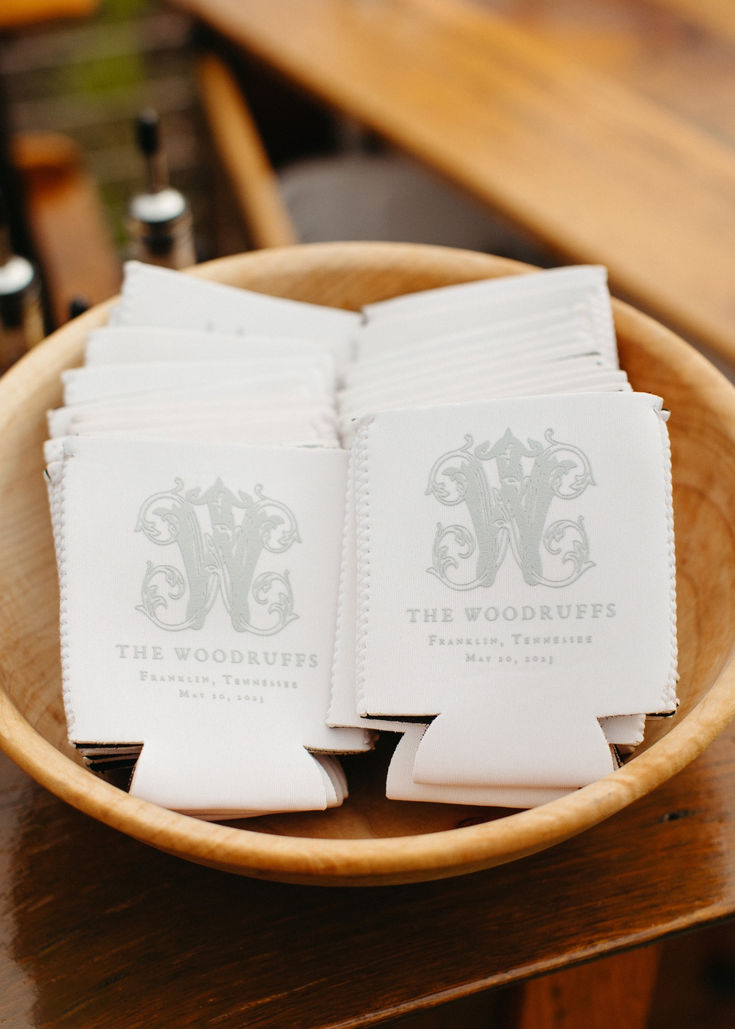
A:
127 109 196 270
0 191 43 374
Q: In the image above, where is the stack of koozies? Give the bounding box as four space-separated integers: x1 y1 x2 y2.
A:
45 262 677 818
45 264 369 819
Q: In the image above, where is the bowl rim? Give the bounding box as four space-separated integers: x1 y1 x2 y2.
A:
2 240 735 885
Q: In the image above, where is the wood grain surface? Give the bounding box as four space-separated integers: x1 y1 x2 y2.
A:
173 0 735 363
2 242 735 888
2 715 735 1028
514 947 661 1029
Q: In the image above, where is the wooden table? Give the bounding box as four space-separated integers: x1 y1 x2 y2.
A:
172 0 735 364
0 0 119 332
2 713 735 1028
3 5 735 1016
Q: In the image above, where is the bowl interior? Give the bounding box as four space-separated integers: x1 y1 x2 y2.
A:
2 242 735 882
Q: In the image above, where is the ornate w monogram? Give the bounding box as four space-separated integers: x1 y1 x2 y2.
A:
426 428 595 590
135 478 300 634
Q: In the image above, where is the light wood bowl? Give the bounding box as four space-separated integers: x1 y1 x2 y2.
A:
2 241 735 886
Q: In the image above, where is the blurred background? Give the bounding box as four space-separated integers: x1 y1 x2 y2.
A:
1 0 615 356
0 0 560 269
3 0 735 368
3 0 735 349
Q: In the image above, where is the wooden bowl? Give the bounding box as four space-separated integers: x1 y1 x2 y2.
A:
2 241 735 887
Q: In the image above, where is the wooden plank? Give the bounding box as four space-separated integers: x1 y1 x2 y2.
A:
652 0 735 40
175 0 735 361
470 0 735 147
511 946 661 1029
196 54 297 249
11 131 122 326
0 721 734 1027
0 0 97 31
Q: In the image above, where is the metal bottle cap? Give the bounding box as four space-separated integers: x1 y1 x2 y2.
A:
127 110 196 270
